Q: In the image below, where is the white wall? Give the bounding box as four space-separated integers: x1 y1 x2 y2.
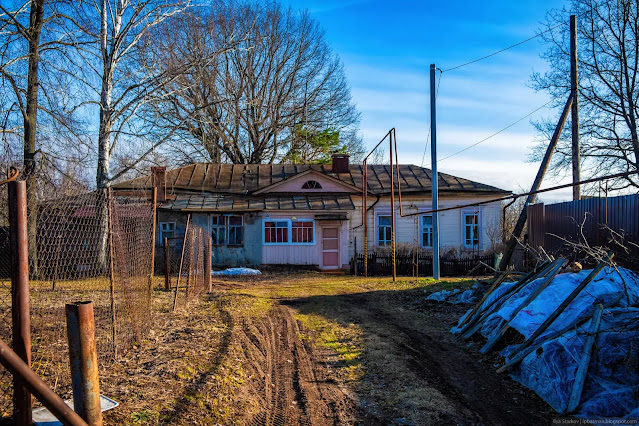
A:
348 195 502 258
260 212 350 268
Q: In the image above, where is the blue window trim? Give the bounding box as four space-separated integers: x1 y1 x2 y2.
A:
376 213 392 246
420 214 433 248
262 218 316 245
461 209 481 249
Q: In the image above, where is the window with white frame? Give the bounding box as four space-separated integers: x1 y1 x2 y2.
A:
421 215 433 247
210 214 244 246
377 215 392 246
463 212 480 248
159 222 176 242
263 219 315 245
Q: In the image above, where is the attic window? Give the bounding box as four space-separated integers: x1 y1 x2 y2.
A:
302 180 322 189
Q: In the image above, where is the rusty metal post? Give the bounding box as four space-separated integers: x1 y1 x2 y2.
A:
0 338 87 426
164 238 171 291
204 236 212 292
107 189 117 358
148 188 157 300
363 160 368 277
66 301 103 426
389 132 397 282
9 180 31 425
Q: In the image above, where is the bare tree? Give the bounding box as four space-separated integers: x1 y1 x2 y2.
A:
0 0 88 271
146 0 361 165
532 0 639 191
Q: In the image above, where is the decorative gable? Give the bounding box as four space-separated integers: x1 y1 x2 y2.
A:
253 169 360 194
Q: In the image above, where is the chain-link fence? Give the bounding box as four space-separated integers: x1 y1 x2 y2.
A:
0 186 155 416
173 224 208 310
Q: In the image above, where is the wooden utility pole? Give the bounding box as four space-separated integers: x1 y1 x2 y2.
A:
430 64 440 280
499 94 574 270
571 14 581 201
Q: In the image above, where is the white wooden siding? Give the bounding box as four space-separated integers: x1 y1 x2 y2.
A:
348 195 503 258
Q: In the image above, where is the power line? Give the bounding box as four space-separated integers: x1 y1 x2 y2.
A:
439 100 553 162
442 19 567 73
421 69 442 168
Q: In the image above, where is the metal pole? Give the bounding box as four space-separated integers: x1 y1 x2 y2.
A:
0 338 87 426
390 131 397 282
65 301 103 426
107 189 117 358
205 236 212 292
363 160 368 277
148 188 157 305
430 64 441 280
164 238 171 291
9 180 31 425
570 14 581 201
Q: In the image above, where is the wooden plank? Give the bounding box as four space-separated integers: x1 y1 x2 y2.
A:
497 253 613 373
498 294 621 375
460 261 553 339
480 259 566 354
566 304 604 413
458 265 514 328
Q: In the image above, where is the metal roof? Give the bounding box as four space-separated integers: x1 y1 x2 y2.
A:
162 193 355 211
113 163 509 195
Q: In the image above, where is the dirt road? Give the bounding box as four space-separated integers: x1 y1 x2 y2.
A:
227 277 555 425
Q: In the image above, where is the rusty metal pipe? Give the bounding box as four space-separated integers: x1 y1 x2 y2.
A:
66 301 103 425
0 337 87 426
9 180 31 425
205 236 212 292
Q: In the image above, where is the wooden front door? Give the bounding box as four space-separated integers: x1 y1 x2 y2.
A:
321 227 340 269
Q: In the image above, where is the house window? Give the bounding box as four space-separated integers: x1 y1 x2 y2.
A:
463 212 480 247
211 215 226 245
263 219 316 244
292 220 314 243
228 216 243 246
264 220 289 243
160 222 176 242
421 215 433 248
377 215 392 246
210 214 244 246
301 180 322 189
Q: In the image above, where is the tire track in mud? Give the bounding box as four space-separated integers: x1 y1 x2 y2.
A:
240 305 357 426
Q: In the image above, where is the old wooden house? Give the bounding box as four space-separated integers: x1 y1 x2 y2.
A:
113 155 509 270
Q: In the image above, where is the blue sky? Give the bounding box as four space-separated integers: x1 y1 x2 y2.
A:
281 0 574 202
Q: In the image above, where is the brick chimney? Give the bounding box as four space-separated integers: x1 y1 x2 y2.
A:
331 154 350 173
151 166 166 202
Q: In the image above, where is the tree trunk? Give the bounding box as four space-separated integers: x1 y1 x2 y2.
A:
96 0 114 270
23 0 45 277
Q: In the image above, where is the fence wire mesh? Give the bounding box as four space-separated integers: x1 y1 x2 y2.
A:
173 224 207 310
0 187 155 415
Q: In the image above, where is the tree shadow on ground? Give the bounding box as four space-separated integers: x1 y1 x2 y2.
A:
158 295 233 424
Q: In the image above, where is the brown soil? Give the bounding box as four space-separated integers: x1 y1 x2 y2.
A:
217 276 556 426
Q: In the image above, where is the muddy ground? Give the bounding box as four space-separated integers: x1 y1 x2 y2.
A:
206 275 556 425
94 273 559 425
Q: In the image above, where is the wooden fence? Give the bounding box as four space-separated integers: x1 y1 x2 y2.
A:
350 253 495 277
527 193 638 268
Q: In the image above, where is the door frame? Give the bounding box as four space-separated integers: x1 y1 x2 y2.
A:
320 223 341 270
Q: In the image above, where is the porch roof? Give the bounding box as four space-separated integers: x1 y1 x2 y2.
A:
160 193 355 211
